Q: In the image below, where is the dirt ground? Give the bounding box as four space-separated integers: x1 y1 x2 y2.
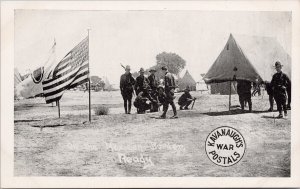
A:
14 90 290 176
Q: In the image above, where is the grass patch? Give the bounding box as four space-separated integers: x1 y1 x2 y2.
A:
94 105 109 115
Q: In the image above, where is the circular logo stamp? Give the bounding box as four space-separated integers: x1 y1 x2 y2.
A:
205 126 246 167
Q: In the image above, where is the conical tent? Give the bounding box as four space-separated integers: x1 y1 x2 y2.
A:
178 70 197 91
196 74 209 91
203 34 291 84
210 82 237 95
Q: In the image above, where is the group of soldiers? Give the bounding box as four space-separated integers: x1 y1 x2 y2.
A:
120 61 291 119
120 65 195 119
236 61 291 118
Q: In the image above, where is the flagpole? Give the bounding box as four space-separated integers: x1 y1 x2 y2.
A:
57 100 61 118
88 29 91 122
229 81 231 111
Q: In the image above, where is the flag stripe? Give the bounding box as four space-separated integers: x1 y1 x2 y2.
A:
42 37 89 103
43 65 88 92
45 90 65 103
69 77 89 89
69 71 89 87
43 61 88 87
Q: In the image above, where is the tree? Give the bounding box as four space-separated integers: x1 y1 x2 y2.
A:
155 52 186 77
90 75 105 91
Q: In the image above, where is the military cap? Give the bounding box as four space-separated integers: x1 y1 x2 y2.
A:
275 61 282 67
161 66 167 71
139 68 145 72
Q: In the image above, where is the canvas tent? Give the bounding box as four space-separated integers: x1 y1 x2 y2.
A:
178 70 197 91
210 82 237 95
203 34 291 110
196 73 209 92
203 34 291 84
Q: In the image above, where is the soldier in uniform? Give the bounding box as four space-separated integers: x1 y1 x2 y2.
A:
120 65 135 114
178 86 195 110
159 66 178 119
135 68 150 95
148 69 159 112
133 91 151 114
271 61 291 118
237 80 252 112
157 85 167 108
134 68 156 105
287 82 291 110
264 81 274 112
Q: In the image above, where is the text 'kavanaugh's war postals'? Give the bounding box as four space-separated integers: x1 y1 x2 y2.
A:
205 126 246 167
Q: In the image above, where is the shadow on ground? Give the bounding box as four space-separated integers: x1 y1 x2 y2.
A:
203 109 267 116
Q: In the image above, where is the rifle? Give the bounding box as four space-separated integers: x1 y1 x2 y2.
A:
120 63 126 70
191 98 196 110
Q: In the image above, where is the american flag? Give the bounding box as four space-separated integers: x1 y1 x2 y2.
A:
42 37 89 103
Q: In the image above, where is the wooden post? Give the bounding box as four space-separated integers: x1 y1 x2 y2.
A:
57 100 61 118
88 29 91 122
229 81 231 111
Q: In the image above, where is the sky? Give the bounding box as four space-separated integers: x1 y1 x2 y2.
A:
14 10 291 85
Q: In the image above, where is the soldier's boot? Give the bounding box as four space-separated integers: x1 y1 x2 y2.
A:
286 104 291 110
171 103 178 118
159 104 168 118
249 102 252 112
128 102 132 114
124 101 128 114
277 111 283 118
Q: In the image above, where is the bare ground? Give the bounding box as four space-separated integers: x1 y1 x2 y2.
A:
14 90 290 176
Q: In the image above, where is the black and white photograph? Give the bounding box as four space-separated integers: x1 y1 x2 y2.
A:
1 0 300 188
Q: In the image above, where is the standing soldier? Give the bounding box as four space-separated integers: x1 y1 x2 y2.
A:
120 65 135 114
159 66 178 119
264 81 274 112
148 68 159 112
148 68 158 91
237 80 252 112
135 68 150 95
271 61 291 118
287 82 291 110
134 68 156 104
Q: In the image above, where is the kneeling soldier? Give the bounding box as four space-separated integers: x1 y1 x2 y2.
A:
178 86 195 110
134 91 151 114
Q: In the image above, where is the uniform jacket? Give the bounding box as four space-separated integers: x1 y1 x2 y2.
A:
164 72 176 92
158 92 167 105
178 92 192 104
271 71 291 93
135 75 150 93
148 74 158 90
237 80 252 95
265 81 273 95
120 73 135 93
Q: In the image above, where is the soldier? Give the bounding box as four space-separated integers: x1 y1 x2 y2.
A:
134 68 156 106
148 69 159 112
120 65 135 114
159 66 178 119
264 81 274 112
271 61 291 118
135 68 150 95
178 86 195 110
237 80 252 112
148 68 158 90
133 91 151 114
157 85 167 108
287 82 291 110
